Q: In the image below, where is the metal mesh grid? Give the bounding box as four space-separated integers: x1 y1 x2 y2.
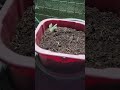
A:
35 0 85 24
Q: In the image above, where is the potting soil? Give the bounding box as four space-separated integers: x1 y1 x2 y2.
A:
10 6 34 57
86 7 120 68
40 27 85 55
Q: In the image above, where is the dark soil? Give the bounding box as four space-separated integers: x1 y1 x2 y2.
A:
39 27 85 55
10 6 34 57
86 7 120 68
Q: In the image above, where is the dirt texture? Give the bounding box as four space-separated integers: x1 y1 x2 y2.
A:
86 7 120 68
10 6 34 57
40 27 85 55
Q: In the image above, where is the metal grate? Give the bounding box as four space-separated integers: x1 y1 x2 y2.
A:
35 0 85 24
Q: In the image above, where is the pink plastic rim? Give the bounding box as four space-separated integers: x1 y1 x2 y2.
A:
35 18 85 60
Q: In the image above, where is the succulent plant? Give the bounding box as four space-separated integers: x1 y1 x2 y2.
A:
49 23 57 32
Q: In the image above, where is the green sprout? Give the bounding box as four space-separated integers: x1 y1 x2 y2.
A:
49 23 57 32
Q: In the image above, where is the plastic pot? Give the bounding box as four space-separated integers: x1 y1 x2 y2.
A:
35 18 85 75
35 57 85 90
0 0 34 90
86 0 120 88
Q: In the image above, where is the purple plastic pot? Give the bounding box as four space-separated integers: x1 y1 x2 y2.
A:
0 0 34 90
86 0 120 88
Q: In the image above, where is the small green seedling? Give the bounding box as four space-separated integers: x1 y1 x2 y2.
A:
49 23 57 32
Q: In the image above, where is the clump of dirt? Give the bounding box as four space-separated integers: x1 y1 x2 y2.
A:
10 6 34 57
86 7 120 68
39 27 85 55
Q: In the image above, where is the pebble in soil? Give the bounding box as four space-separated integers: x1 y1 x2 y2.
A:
10 6 34 57
86 6 120 68
40 27 85 55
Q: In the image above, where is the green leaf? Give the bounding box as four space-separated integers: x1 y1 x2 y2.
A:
49 23 57 32
49 23 53 28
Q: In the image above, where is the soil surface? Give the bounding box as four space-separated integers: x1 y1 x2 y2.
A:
39 27 85 55
86 7 120 68
10 6 34 57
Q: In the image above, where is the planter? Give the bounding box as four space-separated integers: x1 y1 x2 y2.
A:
35 18 85 77
35 51 85 90
0 0 34 90
35 63 85 90
86 0 120 88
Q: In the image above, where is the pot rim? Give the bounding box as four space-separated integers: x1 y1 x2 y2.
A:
86 68 120 79
0 37 35 68
0 0 34 69
35 18 85 60
0 0 13 23
36 55 85 80
0 5 35 68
